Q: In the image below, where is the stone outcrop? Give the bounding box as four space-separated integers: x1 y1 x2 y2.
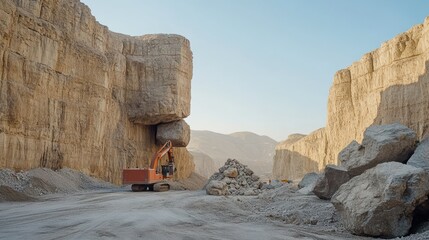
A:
156 120 190 147
0 0 194 184
331 162 429 238
206 159 263 196
273 16 429 179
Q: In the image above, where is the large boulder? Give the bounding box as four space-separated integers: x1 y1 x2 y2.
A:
205 180 227 196
298 172 320 195
156 120 190 147
331 162 429 238
341 123 417 177
407 137 429 172
298 172 319 189
125 35 192 125
338 140 362 166
312 165 350 200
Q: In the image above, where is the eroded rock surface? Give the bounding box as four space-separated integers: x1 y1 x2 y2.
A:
332 162 429 238
274 16 429 179
273 131 326 180
0 0 194 184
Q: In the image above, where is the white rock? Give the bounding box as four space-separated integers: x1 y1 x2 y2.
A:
341 123 417 177
407 137 429 172
298 172 320 189
331 162 429 238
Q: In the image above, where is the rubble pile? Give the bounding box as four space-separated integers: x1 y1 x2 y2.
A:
0 168 115 201
206 159 263 196
309 123 429 238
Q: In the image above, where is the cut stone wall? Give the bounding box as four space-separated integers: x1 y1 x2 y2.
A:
0 0 194 184
274 16 429 180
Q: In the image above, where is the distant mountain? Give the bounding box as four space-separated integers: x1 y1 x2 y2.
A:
188 130 278 180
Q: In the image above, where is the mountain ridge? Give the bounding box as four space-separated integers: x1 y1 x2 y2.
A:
189 130 278 179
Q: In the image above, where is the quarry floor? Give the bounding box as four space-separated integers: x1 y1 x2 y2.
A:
0 189 366 240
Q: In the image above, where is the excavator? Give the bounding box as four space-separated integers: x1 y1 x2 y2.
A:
122 140 175 192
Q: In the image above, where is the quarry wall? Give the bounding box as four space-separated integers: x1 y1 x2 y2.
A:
274 16 429 180
0 0 194 184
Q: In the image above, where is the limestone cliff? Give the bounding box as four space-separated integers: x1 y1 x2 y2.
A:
0 0 194 184
189 151 216 178
272 132 327 180
274 16 429 180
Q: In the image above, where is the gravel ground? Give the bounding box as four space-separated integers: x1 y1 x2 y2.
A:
1 168 429 239
0 189 365 240
0 168 116 201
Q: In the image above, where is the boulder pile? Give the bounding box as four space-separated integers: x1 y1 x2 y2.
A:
314 123 417 200
332 162 429 238
206 159 263 196
308 123 429 238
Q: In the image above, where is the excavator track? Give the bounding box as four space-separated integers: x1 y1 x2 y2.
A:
131 184 153 192
153 182 170 192
131 183 170 192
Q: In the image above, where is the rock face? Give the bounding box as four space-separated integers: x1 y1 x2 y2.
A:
408 137 429 172
341 123 417 177
331 162 429 238
206 159 263 196
273 130 327 180
189 151 217 178
0 0 194 184
156 120 190 147
274 16 429 179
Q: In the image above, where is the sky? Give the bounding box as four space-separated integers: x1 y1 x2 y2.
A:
81 0 429 141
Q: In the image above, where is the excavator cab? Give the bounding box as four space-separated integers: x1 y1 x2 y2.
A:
122 141 175 192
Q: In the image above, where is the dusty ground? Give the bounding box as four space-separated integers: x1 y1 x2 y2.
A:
0 189 365 240
1 168 428 239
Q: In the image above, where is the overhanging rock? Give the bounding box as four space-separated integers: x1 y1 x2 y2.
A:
156 120 190 147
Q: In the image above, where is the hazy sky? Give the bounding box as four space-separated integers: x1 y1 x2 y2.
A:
81 0 429 141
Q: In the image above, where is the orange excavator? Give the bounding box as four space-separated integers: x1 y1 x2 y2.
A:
122 140 175 192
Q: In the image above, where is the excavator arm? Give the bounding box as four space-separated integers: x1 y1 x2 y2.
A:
150 140 174 169
122 140 176 192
